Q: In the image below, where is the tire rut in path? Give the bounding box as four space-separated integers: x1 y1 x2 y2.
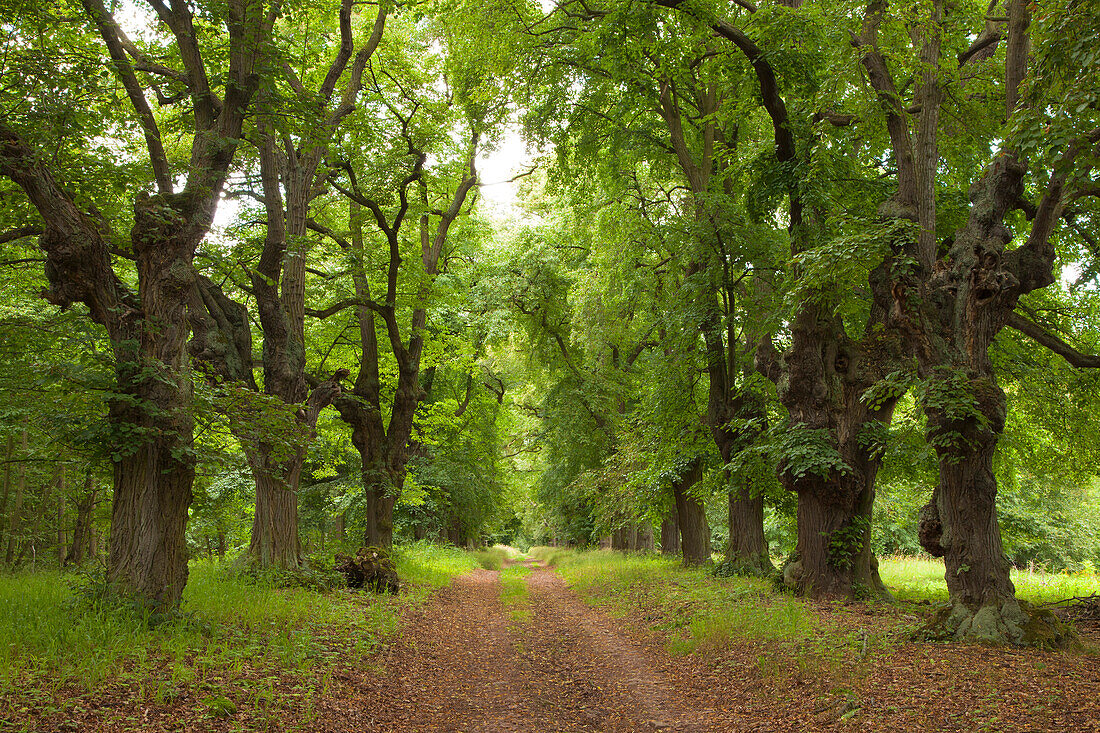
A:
351 563 727 733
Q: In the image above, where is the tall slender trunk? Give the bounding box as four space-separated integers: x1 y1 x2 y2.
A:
68 472 99 565
5 429 27 566
701 308 773 575
55 464 66 567
660 508 681 556
0 434 12 553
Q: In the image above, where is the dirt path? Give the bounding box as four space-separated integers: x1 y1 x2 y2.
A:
339 563 731 733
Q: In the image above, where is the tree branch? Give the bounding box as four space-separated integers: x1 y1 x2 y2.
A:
1007 312 1100 368
0 225 43 245
82 0 173 193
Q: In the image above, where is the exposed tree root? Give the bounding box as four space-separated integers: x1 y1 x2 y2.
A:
917 599 1078 648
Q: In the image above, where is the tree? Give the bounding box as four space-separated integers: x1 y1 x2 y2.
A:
648 0 900 598
855 0 1098 642
0 0 271 608
239 0 384 568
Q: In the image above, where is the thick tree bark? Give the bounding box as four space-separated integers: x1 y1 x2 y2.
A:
852 0 1083 645
895 142 1086 644
108 444 192 603
660 508 681 556
727 484 768 570
918 381 1026 639
362 475 398 548
767 305 897 600
672 460 710 565
898 155 1075 642
246 450 304 568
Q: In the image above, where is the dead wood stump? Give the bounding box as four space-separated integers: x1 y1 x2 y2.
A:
335 546 400 594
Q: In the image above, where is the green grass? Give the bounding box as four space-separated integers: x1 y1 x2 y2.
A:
394 541 481 590
0 541 479 728
545 549 815 655
500 564 532 623
527 545 574 567
472 544 523 571
878 555 1100 604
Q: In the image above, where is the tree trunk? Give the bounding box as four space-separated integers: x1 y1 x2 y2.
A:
673 460 710 565
634 522 654 551
56 464 66 567
660 508 680 556
916 376 1049 643
702 316 773 575
0 434 12 556
247 447 303 568
889 148 1076 644
766 304 896 600
334 512 347 544
727 484 769 572
363 480 397 548
5 429 27 566
107 440 193 608
65 471 96 566
446 516 463 547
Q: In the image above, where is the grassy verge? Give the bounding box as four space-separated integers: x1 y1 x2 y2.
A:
532 548 1099 661
500 564 532 624
472 544 523 570
878 555 1100 604
533 549 819 653
0 541 478 731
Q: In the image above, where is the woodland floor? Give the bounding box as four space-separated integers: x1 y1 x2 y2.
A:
7 561 1100 732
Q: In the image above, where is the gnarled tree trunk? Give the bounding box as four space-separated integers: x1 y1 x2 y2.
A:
764 305 897 600
901 151 1080 644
